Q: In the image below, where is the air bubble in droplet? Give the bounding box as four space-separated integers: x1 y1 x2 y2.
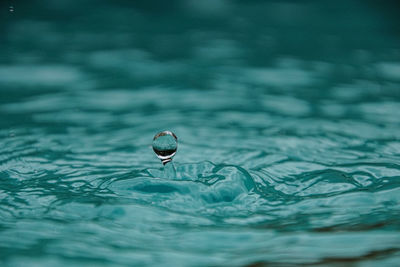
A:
152 131 177 165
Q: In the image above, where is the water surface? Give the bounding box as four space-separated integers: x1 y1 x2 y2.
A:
1 1 400 266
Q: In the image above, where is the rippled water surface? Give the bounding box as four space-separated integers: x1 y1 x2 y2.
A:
1 1 400 266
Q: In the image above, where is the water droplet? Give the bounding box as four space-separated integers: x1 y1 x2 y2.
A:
152 131 177 165
9 6 14 12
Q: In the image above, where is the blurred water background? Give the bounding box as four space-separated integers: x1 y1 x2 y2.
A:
1 0 400 266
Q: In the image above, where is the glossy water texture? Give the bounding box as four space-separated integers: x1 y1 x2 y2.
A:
1 1 400 266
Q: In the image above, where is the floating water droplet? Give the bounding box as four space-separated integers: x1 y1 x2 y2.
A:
9 6 14 12
152 131 177 165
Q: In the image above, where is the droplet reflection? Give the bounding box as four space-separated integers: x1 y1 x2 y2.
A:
152 131 178 165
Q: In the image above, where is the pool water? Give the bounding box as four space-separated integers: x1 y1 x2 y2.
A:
1 0 400 266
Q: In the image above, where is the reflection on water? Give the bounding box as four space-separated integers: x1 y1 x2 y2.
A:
1 0 400 266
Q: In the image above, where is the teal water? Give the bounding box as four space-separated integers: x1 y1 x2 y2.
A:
1 1 400 266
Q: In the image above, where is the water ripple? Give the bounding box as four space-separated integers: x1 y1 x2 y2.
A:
1 0 400 266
